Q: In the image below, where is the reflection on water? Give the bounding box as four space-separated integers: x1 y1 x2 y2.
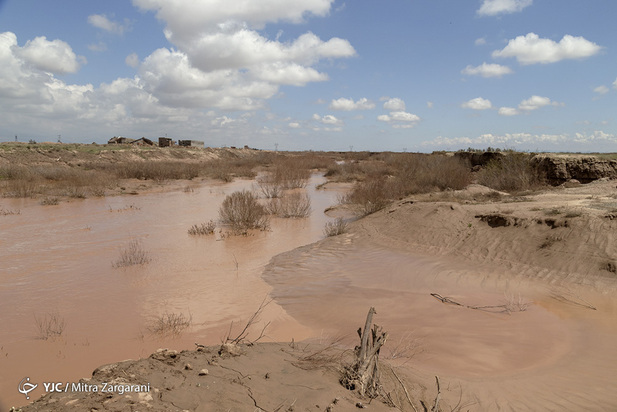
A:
0 175 338 408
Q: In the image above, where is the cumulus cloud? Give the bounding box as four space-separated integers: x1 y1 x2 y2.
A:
497 96 563 115
133 0 333 39
518 95 562 111
594 85 609 94
498 107 519 116
126 1 354 111
477 0 533 16
475 37 487 46
461 97 492 110
422 131 617 150
288 122 300 128
125 52 140 68
378 110 420 128
87 14 130 35
492 33 602 65
16 34 83 74
461 63 512 78
613 77 617 89
382 97 406 111
329 97 375 111
313 113 342 125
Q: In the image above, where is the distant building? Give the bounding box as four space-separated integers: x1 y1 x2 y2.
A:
108 136 135 144
178 140 204 148
159 137 175 147
131 137 155 146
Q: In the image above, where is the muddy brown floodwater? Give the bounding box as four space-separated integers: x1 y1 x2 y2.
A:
0 174 341 409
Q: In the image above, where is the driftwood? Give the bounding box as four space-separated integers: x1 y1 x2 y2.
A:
341 307 388 398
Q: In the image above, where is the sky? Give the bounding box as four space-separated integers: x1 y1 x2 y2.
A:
0 0 615 152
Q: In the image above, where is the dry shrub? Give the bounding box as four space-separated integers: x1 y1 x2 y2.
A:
477 152 545 192
266 192 311 218
389 154 471 194
0 207 21 215
107 161 200 181
219 190 269 233
40 197 60 205
113 239 151 268
342 176 394 215
148 311 192 337
188 220 216 235
34 311 65 340
503 293 530 313
0 164 113 198
272 159 311 189
256 174 283 198
324 217 348 236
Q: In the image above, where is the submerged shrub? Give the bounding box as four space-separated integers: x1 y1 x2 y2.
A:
219 190 269 233
324 218 348 237
113 239 151 268
266 192 312 218
188 220 216 235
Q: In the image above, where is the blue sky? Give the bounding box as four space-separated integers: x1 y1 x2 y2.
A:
0 0 615 152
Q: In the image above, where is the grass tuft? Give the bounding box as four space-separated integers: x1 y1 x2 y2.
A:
112 239 151 268
324 217 348 237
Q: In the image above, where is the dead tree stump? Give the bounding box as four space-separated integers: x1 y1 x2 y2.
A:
341 307 388 398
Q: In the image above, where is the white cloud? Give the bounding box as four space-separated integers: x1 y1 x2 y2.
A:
88 42 107 52
518 95 562 111
378 110 420 128
124 2 355 112
133 0 333 39
17 35 83 74
329 97 375 111
427 101 433 109
461 63 512 78
87 14 130 35
594 85 609 95
211 115 246 127
477 0 533 16
613 78 617 89
422 131 617 150
498 107 519 116
125 53 140 68
251 62 329 86
461 97 492 110
382 97 406 111
492 33 602 65
139 47 276 110
475 37 487 46
288 122 300 128
313 113 342 125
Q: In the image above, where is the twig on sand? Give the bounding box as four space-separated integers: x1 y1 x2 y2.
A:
388 365 418 412
431 376 441 412
224 296 272 345
549 290 597 311
430 293 529 314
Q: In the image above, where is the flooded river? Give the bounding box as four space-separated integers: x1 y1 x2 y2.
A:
0 175 338 408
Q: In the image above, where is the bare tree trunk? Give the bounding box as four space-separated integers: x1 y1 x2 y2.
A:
341 307 388 398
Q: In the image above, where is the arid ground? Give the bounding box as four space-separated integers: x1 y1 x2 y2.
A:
2 145 617 411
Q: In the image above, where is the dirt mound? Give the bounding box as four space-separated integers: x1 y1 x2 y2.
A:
19 342 404 412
